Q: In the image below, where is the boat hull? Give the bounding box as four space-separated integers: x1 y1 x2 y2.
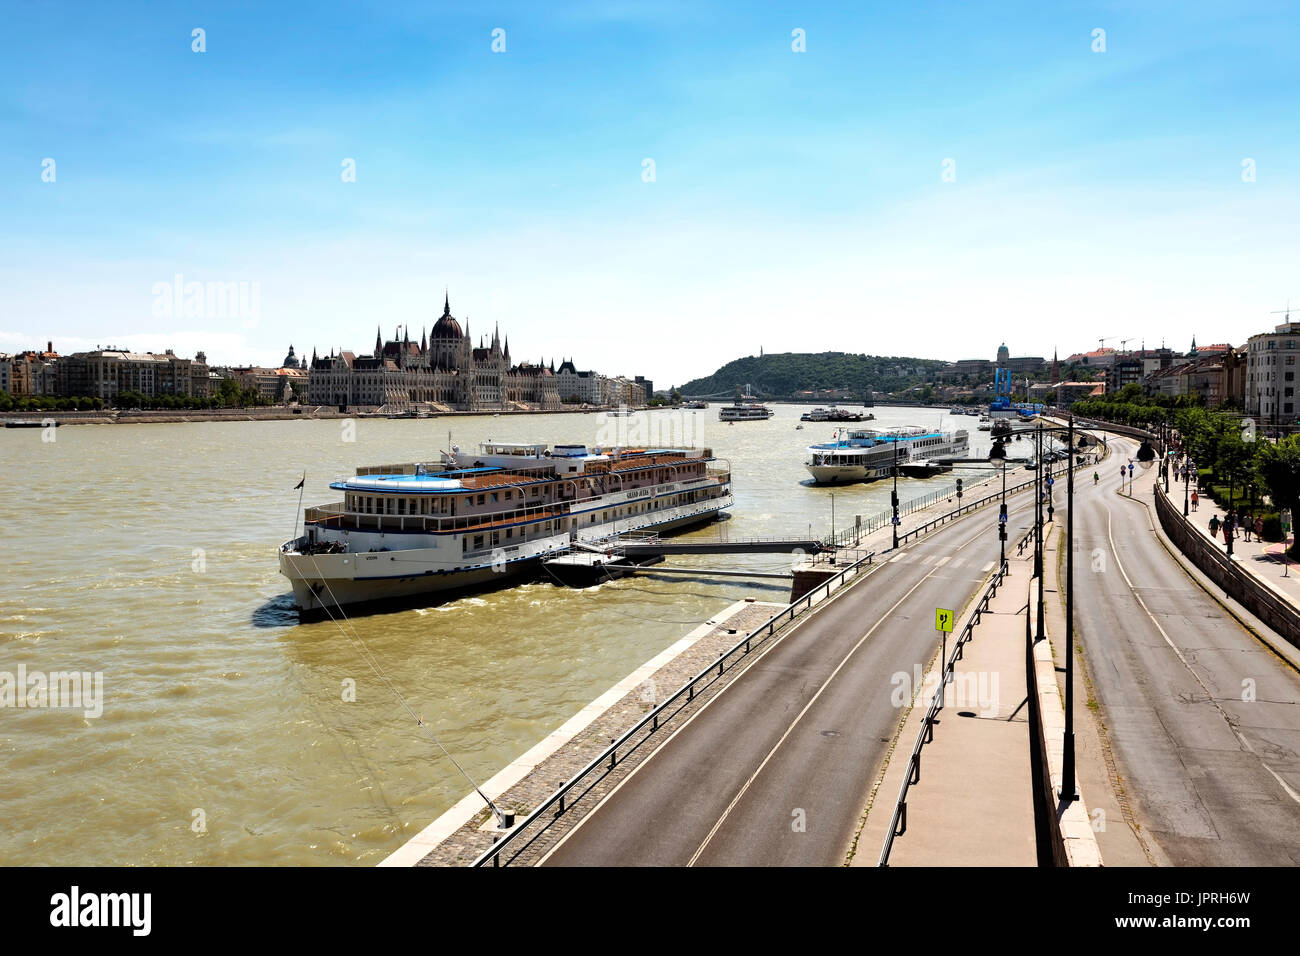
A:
280 498 732 615
806 464 892 485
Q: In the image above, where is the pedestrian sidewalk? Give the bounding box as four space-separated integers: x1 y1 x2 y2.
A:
852 546 1039 866
1163 476 1300 609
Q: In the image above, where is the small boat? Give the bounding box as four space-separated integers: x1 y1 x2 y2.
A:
5 420 58 428
720 401 774 422
805 426 970 485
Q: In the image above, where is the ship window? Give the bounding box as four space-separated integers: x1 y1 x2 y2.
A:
477 494 485 506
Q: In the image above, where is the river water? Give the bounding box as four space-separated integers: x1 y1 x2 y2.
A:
0 404 1002 865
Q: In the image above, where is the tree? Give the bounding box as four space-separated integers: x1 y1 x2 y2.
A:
1257 436 1300 548
1217 429 1254 507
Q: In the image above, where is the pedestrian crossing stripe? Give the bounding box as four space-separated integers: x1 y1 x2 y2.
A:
981 561 994 572
935 556 950 566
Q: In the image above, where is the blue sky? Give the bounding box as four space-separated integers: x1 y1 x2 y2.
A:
2 1 1297 385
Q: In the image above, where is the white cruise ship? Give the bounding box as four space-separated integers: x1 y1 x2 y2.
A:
719 402 774 421
280 441 733 615
805 426 969 485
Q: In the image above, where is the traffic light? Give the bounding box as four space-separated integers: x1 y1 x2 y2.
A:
956 477 963 499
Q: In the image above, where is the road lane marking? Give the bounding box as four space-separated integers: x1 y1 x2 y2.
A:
685 530 992 866
537 483 1035 866
981 561 994 572
935 556 951 567
1104 503 1300 807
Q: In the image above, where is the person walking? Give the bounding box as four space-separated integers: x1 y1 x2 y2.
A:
1093 471 1099 485
1191 489 1199 512
1242 512 1253 542
1209 514 1220 538
1255 515 1265 541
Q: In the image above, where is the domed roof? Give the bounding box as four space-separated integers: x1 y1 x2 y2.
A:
431 292 463 339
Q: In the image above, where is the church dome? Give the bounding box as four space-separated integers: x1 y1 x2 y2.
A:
431 292 463 339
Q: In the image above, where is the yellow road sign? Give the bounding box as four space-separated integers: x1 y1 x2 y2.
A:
935 608 954 632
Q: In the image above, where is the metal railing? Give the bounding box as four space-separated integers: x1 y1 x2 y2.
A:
470 549 878 867
1153 482 1300 649
304 478 728 536
894 455 1096 548
877 519 1040 866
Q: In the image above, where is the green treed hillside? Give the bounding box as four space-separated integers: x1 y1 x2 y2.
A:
680 352 946 398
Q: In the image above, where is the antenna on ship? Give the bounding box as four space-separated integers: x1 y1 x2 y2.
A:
290 471 306 544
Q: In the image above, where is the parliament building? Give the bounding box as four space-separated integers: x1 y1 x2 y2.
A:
306 294 560 412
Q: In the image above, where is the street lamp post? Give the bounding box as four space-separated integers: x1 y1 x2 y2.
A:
1062 414 1077 800
999 460 1008 574
1047 439 1055 524
891 439 900 549
1035 423 1045 641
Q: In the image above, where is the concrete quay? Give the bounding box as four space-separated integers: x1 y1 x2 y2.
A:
381 597 786 866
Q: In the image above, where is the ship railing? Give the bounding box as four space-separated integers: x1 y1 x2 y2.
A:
303 485 729 535
351 463 557 482
470 547 877 868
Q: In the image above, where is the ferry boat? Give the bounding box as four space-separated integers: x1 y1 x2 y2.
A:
719 402 774 421
800 406 870 423
683 401 708 409
805 426 969 485
279 441 733 615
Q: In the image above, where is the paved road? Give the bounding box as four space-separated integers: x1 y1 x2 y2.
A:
540 484 1040 866
1071 437 1300 866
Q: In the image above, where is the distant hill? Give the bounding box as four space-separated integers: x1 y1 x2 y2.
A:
680 352 946 398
